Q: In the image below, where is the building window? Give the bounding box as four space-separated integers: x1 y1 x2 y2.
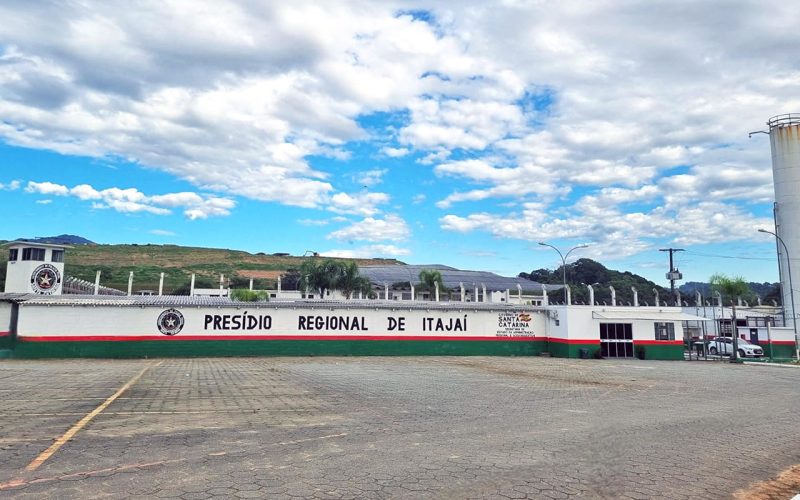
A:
9 248 18 261
600 323 633 340
21 247 46 261
746 316 773 327
654 322 675 341
51 249 64 263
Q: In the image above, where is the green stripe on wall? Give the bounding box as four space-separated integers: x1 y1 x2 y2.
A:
546 342 684 360
637 344 684 360
763 343 796 360
547 342 599 359
11 339 547 359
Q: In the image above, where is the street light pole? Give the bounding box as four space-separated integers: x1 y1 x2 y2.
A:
758 228 799 359
538 242 589 304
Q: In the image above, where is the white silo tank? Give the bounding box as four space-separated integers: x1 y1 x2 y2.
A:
768 114 800 329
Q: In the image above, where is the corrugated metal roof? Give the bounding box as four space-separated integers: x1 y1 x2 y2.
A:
592 310 710 321
0 293 546 312
359 264 560 292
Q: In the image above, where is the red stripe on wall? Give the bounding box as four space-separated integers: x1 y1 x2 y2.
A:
761 340 796 345
633 340 684 345
0 331 11 338
18 334 541 343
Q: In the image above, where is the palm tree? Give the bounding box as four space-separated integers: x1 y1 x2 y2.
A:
336 261 371 299
300 258 334 297
418 269 446 300
300 258 371 299
710 273 753 361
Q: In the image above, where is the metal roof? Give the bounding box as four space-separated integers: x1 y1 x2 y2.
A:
359 264 561 292
0 293 545 312
592 310 710 321
2 240 73 249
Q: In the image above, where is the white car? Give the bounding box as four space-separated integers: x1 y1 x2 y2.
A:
708 337 764 358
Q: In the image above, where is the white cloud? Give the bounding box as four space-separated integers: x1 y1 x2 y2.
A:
440 196 773 262
26 181 69 196
355 169 388 187
149 229 176 236
1 1 797 262
70 184 101 200
297 218 330 226
401 98 526 150
328 191 390 216
35 199 52 204
327 214 410 242
382 147 409 158
322 244 410 258
0 180 21 190
24 180 234 219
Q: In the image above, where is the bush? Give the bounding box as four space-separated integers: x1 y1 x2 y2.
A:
593 348 604 359
635 345 646 360
230 289 268 302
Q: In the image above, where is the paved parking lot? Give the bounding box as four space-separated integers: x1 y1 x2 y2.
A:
0 357 798 499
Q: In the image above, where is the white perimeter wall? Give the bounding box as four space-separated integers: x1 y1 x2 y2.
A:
16 304 549 340
0 302 11 334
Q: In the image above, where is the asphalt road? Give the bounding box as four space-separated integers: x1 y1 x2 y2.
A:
0 357 798 499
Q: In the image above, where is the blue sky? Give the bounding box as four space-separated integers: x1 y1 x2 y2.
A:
1 1 798 285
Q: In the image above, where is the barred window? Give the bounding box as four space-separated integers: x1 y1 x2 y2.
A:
654 322 675 341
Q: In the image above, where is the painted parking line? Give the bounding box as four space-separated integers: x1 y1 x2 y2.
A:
24 360 162 472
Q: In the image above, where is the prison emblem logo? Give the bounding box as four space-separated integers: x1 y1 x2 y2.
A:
30 264 61 295
157 308 185 336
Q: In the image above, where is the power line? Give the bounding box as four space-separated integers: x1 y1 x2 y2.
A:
684 250 784 262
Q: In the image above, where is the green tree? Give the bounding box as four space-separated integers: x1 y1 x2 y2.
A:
299 258 370 298
280 268 302 290
709 273 755 304
418 269 446 300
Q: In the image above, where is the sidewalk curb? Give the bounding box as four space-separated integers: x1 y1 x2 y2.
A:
742 361 800 369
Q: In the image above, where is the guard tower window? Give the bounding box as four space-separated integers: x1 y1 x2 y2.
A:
8 248 18 261
21 248 46 261
51 249 64 263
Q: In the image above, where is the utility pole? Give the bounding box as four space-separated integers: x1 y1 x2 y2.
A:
659 248 685 293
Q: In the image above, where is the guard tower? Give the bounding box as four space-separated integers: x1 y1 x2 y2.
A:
4 241 70 295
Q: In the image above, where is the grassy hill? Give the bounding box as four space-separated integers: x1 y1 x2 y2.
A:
0 241 402 294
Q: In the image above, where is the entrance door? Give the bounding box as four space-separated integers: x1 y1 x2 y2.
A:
749 328 759 345
599 323 634 358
